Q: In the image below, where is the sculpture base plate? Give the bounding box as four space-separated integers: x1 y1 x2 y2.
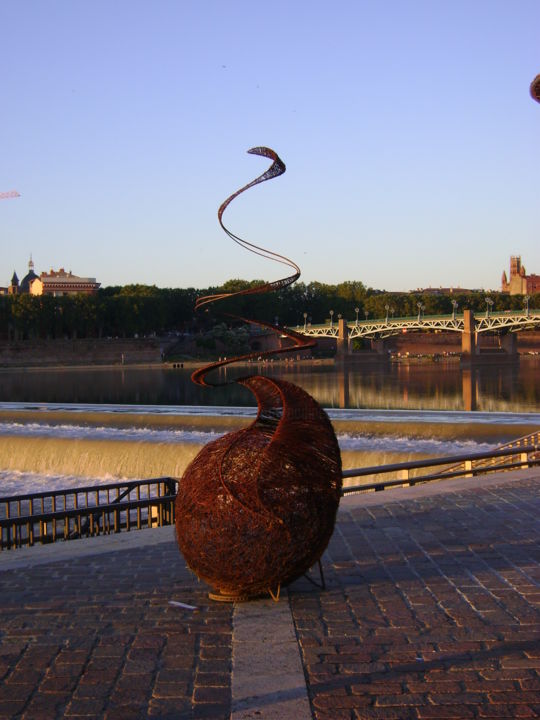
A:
208 590 254 603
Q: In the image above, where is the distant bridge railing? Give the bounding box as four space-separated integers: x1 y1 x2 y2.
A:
296 309 540 339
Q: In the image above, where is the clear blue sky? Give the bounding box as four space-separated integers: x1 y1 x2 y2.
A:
2 0 539 292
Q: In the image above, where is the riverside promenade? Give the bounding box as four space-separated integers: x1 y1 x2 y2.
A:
0 469 539 719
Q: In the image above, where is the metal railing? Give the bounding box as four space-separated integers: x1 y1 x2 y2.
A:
432 430 540 478
1 442 539 551
342 444 540 495
0 477 177 551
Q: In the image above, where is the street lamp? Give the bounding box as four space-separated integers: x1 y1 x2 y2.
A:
355 307 359 326
390 306 394 318
524 295 530 317
417 302 425 322
485 297 494 318
329 309 334 329
385 304 389 323
451 299 458 320
303 312 308 332
364 310 369 322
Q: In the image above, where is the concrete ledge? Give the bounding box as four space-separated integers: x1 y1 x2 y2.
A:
0 524 176 571
232 593 312 720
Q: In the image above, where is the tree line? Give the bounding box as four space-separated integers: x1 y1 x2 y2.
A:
0 280 537 341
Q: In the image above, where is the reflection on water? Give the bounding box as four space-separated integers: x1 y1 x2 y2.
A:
0 357 538 412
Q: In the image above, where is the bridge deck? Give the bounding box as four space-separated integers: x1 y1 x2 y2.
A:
297 310 540 339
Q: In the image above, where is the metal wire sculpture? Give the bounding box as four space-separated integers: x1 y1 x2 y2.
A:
175 147 342 601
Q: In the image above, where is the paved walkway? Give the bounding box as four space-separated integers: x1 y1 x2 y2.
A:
0 469 539 719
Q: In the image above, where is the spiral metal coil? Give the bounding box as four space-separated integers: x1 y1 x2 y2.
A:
191 147 316 386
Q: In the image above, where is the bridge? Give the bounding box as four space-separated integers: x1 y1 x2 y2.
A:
298 309 540 340
291 308 540 362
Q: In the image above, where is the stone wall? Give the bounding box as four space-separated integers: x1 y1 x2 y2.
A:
0 338 165 367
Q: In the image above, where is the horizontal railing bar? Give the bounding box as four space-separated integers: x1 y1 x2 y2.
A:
0 495 176 529
0 476 179 503
342 445 539 479
342 457 540 495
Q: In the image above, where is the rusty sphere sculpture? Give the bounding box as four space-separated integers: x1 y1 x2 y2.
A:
175 376 342 600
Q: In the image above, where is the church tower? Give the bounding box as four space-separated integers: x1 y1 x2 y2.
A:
510 256 521 278
8 271 19 295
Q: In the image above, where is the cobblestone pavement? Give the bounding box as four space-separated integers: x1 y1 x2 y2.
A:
1 472 539 720
0 530 233 720
290 474 540 720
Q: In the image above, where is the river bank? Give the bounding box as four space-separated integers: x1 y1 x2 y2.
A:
1 330 539 368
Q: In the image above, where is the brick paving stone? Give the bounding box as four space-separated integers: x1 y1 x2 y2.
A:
0 535 233 720
478 706 539 718
353 708 419 719
314 711 354 720
290 474 540 719
22 690 72 719
147 697 194 717
0 701 28 720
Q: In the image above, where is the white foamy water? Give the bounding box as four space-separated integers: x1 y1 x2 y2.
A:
0 470 124 497
0 401 537 496
0 420 499 455
0 421 224 445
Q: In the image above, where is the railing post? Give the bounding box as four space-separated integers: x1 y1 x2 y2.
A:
398 468 410 487
464 460 473 477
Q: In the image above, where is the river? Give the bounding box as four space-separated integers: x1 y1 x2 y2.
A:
1 357 539 496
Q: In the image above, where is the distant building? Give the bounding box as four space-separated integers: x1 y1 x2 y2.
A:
0 271 19 295
501 256 540 295
30 268 100 296
8 257 38 294
413 287 480 295
7 257 100 297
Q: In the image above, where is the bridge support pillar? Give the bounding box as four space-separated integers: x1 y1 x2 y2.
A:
336 318 350 358
371 338 389 355
461 309 477 362
500 331 518 356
